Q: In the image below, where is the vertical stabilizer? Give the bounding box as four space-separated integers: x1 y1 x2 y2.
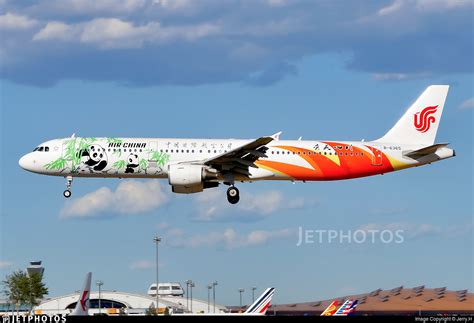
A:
70 272 92 316
376 85 449 145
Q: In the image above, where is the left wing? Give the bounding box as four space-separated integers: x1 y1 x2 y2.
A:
201 132 281 178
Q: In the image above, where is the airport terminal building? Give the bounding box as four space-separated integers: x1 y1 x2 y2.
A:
34 290 227 315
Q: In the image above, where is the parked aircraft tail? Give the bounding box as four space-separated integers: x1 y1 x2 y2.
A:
320 300 339 316
244 288 275 315
70 272 92 316
333 299 358 316
375 85 449 146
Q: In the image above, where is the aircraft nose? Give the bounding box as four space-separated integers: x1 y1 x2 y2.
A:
19 154 30 170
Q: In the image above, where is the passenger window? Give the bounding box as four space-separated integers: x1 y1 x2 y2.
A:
199 150 202 153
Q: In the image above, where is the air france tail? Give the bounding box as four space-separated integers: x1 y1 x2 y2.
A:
70 272 92 316
376 85 449 145
244 288 275 315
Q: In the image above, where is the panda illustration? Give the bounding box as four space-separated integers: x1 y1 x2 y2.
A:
87 145 108 171
125 154 140 174
77 145 108 173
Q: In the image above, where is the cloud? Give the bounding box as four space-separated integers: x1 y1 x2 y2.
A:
357 222 472 240
33 18 219 49
28 0 149 17
163 227 296 249
129 260 155 270
33 21 76 41
60 180 169 219
459 98 474 110
193 188 315 222
0 261 13 269
0 12 37 30
0 1 473 86
378 0 471 16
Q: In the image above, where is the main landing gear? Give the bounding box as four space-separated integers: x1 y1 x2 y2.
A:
63 176 73 198
226 186 240 204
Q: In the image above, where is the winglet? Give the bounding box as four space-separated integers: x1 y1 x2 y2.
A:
270 131 282 141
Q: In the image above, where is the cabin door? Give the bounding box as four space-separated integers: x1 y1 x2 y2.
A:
371 145 383 166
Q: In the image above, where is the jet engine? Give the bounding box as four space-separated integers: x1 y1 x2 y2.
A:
168 164 219 193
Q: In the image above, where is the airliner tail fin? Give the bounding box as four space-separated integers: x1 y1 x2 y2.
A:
375 85 449 146
70 272 92 316
244 288 275 315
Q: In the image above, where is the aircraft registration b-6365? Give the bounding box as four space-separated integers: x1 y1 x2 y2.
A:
19 85 454 204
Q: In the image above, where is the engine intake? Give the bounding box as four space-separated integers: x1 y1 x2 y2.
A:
168 164 218 194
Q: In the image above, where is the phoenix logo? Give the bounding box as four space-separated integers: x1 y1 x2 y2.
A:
414 105 438 133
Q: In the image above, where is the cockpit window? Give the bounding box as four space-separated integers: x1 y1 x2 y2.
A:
38 147 44 152
33 147 39 152
45 147 49 152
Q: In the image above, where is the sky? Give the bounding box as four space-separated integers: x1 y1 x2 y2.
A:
0 0 473 307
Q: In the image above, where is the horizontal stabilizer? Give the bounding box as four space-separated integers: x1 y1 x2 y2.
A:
404 143 449 158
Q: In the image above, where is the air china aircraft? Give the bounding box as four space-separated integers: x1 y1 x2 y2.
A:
19 85 454 204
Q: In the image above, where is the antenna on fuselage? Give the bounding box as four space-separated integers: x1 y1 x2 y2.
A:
71 133 76 138
298 136 302 141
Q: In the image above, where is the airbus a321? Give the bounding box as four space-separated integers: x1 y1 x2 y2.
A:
19 85 455 204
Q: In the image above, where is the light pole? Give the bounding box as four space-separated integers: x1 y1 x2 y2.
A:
239 289 245 308
212 281 218 313
185 280 192 311
153 236 161 315
252 287 257 303
96 280 103 315
207 285 212 313
190 281 195 313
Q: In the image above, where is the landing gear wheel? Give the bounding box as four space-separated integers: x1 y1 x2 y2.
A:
227 186 240 204
64 176 73 199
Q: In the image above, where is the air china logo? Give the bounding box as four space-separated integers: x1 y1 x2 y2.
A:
414 105 438 133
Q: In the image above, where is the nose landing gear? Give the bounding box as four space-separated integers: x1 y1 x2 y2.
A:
63 176 73 198
226 186 240 204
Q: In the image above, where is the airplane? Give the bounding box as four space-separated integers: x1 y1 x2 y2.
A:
19 85 455 204
70 272 92 316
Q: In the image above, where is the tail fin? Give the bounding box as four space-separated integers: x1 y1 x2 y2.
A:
244 288 275 315
320 300 339 316
333 299 357 316
70 272 92 316
348 300 359 315
375 85 449 145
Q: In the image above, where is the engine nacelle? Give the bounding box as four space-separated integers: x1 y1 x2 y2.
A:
168 164 218 194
